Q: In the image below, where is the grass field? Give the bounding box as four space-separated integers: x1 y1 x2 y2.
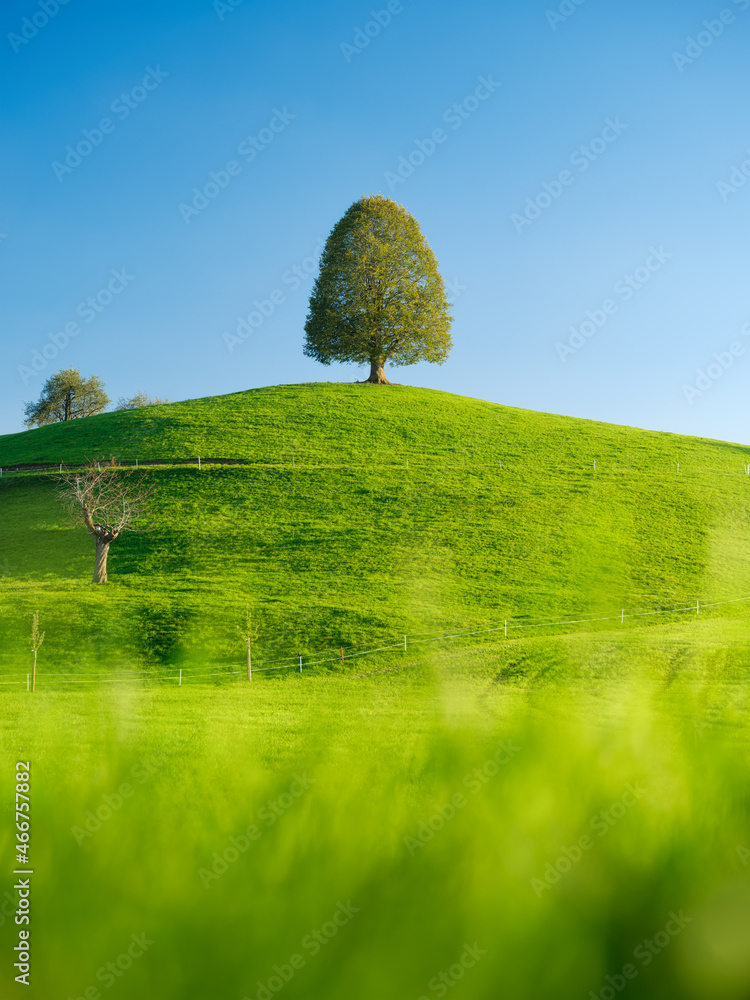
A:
1 383 750 999
2 383 750 677
2 628 750 999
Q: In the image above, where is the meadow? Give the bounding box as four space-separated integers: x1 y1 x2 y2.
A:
1 384 749 999
1 626 750 999
2 383 750 677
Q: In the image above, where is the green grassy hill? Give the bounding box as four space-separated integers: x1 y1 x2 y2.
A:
2 382 750 676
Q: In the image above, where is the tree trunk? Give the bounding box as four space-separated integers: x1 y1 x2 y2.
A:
92 538 110 584
247 641 252 682
362 358 391 384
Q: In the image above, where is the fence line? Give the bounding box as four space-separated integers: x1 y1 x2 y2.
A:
232 592 750 673
3 456 750 479
3 591 748 689
45 667 245 684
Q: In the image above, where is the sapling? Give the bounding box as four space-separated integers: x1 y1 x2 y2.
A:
30 611 45 693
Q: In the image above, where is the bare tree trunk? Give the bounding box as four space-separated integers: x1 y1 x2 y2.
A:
32 650 37 693
247 641 252 682
362 358 391 384
93 538 110 584
57 465 149 585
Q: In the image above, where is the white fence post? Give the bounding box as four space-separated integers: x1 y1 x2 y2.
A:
299 656 302 673
179 668 182 686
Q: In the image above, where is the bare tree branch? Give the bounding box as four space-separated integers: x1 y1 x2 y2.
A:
54 461 154 583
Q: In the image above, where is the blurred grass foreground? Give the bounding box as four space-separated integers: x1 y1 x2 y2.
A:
1 633 749 1000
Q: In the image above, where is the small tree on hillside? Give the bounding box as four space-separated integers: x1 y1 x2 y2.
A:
55 462 153 584
24 368 109 427
30 611 45 693
304 196 453 384
115 392 170 410
236 605 261 682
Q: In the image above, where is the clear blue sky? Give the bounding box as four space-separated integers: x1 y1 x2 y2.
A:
2 0 750 441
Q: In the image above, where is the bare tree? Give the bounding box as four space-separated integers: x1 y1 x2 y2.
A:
55 462 153 584
115 392 170 410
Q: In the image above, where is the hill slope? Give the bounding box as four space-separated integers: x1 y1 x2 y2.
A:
2 380 748 469
1 382 750 675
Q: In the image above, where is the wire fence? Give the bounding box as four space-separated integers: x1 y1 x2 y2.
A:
2 455 750 480
2 591 748 690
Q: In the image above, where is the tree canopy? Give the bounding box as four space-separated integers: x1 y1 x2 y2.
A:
303 196 453 384
115 392 170 410
24 368 109 428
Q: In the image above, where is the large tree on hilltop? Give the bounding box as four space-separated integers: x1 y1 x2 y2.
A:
303 196 453 384
24 368 109 428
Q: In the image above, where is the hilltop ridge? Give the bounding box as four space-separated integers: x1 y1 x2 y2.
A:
1 381 745 470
